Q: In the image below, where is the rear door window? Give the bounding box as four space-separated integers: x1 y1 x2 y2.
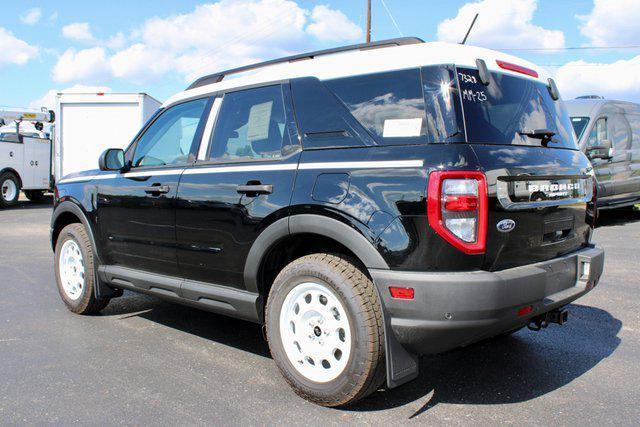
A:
208 85 290 161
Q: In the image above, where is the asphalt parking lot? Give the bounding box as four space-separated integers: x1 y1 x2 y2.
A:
1 197 639 425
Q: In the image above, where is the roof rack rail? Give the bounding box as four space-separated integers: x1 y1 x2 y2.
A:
186 37 425 90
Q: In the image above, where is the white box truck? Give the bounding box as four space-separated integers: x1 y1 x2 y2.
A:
54 93 161 182
0 93 161 207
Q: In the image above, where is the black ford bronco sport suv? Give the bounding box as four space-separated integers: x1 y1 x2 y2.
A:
51 38 604 406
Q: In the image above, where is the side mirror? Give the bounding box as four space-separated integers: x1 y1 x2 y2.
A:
99 148 125 171
586 139 612 160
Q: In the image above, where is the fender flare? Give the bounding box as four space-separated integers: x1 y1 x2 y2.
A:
243 214 389 294
51 200 98 256
51 200 120 299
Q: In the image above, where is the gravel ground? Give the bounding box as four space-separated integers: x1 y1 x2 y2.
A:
0 196 638 425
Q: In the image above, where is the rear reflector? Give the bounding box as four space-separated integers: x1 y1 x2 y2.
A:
389 287 414 300
496 60 538 78
518 305 533 317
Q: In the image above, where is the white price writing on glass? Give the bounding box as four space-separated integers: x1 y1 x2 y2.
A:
462 89 487 102
458 73 477 84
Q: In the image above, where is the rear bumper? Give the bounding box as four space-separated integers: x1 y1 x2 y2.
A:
370 245 604 355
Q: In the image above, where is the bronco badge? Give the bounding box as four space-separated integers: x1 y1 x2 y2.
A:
497 219 516 232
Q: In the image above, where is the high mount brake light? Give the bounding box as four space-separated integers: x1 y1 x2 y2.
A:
496 60 539 78
427 171 488 254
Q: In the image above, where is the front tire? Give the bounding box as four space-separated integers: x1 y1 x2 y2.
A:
266 254 385 407
0 172 20 207
54 223 109 314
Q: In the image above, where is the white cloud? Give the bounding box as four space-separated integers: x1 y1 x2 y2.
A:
306 5 362 42
62 22 94 43
0 27 38 67
554 56 640 102
52 47 110 84
30 85 112 110
51 0 361 86
20 8 42 25
578 0 640 47
437 0 564 49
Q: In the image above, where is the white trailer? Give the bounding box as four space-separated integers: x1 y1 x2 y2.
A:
0 108 55 206
54 93 161 182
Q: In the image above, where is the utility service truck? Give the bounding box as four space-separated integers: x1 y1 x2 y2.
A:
0 93 160 207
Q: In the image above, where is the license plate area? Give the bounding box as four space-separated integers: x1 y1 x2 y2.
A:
497 175 593 211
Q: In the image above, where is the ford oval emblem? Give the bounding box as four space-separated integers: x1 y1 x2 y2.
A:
497 219 516 233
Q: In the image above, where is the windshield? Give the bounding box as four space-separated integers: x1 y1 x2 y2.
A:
456 67 578 149
570 117 590 141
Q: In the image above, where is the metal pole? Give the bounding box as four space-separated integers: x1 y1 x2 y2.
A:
366 0 371 43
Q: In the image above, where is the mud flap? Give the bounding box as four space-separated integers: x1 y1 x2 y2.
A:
375 288 419 388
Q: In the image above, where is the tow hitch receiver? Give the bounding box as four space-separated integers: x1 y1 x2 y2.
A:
528 308 569 331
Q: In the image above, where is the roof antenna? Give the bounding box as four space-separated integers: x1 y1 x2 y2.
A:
460 13 479 45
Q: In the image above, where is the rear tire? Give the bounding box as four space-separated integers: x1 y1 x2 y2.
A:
266 253 385 407
0 172 20 208
24 190 44 202
54 223 110 314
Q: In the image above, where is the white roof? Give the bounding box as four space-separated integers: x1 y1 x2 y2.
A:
164 41 549 108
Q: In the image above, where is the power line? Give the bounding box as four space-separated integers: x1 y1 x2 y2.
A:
496 45 640 51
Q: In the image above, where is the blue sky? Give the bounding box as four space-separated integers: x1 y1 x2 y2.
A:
1 0 639 109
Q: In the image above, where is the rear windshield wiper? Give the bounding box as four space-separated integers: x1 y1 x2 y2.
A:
518 129 557 146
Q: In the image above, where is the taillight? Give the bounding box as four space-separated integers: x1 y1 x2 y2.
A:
427 171 488 254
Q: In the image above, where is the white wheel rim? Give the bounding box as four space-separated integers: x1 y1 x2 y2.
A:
279 281 352 383
59 240 85 300
1 179 17 201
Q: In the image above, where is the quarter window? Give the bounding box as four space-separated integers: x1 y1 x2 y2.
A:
132 98 208 167
208 85 287 161
324 69 428 144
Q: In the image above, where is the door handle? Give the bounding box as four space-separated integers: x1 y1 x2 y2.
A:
144 185 170 194
237 184 273 195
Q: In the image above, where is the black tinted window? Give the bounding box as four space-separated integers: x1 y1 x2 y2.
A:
587 117 607 148
628 114 640 149
457 67 577 149
324 69 427 145
570 117 590 141
209 85 287 161
611 113 632 151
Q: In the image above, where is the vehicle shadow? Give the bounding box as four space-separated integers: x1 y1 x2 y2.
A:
101 290 270 357
4 194 54 210
597 206 640 227
349 304 621 417
102 294 620 416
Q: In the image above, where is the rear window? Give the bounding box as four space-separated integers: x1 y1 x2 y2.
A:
457 67 578 149
571 117 590 141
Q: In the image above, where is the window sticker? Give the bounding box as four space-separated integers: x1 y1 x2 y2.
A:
382 118 423 137
246 101 273 141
